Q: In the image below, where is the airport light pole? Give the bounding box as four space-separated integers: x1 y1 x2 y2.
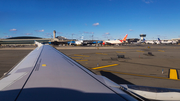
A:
72 33 74 41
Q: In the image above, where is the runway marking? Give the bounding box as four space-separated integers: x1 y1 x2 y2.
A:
42 64 46 67
116 51 126 53
71 57 83 59
136 50 144 52
97 70 180 81
169 69 178 80
74 54 89 57
76 60 88 61
95 53 107 55
92 64 118 69
158 50 165 52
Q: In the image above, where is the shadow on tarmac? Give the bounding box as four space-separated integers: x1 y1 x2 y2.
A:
100 71 134 85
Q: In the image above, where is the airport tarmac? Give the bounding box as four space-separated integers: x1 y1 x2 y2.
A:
0 44 180 90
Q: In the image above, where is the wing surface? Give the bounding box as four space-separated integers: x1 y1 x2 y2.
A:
0 45 137 101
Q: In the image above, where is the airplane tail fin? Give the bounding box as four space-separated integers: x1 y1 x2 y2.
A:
158 38 160 41
143 38 145 42
34 41 43 47
122 34 128 41
102 41 106 45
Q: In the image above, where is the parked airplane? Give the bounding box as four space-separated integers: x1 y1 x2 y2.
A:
145 39 156 44
131 38 145 44
74 36 83 45
0 41 180 101
103 34 128 45
156 38 177 44
155 38 161 44
68 35 83 45
83 40 103 45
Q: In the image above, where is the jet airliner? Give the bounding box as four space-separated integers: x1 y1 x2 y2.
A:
103 34 128 45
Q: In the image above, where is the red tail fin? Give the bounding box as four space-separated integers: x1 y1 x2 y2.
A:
122 34 128 41
102 41 106 45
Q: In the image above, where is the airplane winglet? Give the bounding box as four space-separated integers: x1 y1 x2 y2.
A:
34 41 43 47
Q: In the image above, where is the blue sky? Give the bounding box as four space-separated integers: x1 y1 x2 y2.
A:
0 0 180 40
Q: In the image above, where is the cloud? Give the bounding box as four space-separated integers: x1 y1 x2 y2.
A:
9 29 17 31
142 0 153 4
105 32 110 35
93 23 99 26
35 29 44 32
129 29 133 31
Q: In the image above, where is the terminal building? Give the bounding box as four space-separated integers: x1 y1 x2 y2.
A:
172 38 180 43
0 36 72 45
0 30 73 45
0 36 51 45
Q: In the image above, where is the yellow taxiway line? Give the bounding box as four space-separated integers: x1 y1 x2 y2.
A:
71 57 83 59
92 64 118 70
169 69 178 80
95 53 107 55
74 54 89 57
76 60 88 61
158 50 165 52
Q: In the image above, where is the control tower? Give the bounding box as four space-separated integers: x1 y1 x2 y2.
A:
53 30 56 39
140 34 146 40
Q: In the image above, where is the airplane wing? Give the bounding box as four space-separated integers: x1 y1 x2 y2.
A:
0 44 138 101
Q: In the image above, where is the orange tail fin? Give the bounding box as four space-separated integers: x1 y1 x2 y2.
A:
122 34 128 41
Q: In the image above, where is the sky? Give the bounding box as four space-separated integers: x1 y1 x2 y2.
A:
0 0 180 40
